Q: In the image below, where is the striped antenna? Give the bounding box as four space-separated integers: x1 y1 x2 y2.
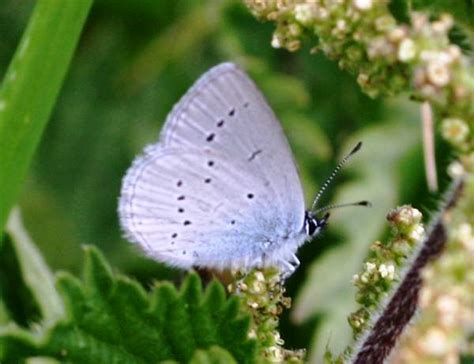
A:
313 200 371 215
311 141 363 211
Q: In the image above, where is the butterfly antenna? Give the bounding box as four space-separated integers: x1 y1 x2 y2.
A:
311 141 363 211
313 200 371 215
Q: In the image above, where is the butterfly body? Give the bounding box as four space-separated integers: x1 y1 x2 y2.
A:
119 63 326 275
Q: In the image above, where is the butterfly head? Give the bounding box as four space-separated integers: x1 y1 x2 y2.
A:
304 211 329 237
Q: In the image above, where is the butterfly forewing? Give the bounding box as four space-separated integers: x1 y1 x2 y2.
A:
162 64 305 228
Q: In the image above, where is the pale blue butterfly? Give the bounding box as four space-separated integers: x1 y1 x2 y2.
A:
118 63 366 276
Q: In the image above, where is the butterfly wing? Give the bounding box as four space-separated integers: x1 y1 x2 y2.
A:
161 63 306 242
119 63 306 270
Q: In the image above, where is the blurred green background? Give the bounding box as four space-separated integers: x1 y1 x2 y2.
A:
0 0 452 359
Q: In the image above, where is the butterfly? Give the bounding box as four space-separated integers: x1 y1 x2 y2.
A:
118 63 366 277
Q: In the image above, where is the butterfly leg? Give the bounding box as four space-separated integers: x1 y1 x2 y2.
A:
278 254 300 279
279 261 295 279
289 253 300 268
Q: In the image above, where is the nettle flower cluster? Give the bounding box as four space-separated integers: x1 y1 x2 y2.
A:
348 205 425 336
244 0 474 168
228 268 305 363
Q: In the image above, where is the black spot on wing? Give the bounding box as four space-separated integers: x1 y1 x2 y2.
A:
206 133 215 142
248 149 262 162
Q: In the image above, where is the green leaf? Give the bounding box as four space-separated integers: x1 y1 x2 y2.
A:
0 246 257 363
5 208 64 322
0 209 63 327
0 0 93 234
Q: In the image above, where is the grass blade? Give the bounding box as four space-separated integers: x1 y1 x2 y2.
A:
0 0 93 233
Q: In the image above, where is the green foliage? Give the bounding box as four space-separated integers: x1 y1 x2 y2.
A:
0 0 93 234
0 245 256 363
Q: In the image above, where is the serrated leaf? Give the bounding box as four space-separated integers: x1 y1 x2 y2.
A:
0 246 256 363
83 245 115 296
